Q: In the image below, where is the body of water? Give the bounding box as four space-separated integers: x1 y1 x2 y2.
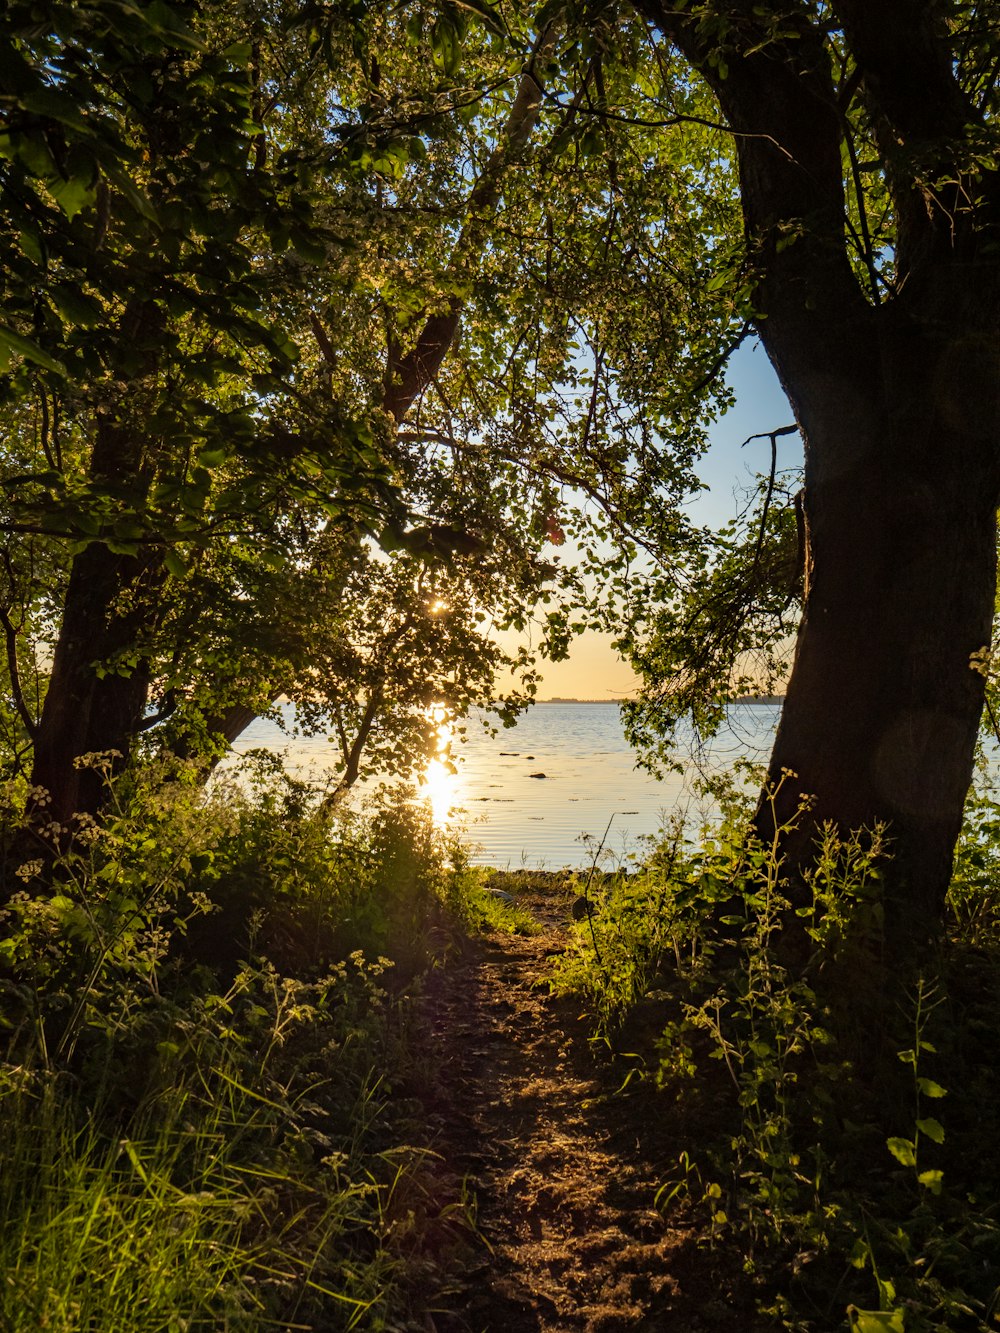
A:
231 702 781 869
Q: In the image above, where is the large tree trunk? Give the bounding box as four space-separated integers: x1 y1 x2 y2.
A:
30 413 158 825
632 0 1000 939
756 315 999 937
30 543 156 824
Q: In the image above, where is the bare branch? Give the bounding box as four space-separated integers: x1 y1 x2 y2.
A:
741 425 800 574
0 604 38 740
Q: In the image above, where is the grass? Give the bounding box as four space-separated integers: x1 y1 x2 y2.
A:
0 965 427 1331
547 778 1000 1331
460 873 542 936
10 749 1000 1331
0 760 482 1332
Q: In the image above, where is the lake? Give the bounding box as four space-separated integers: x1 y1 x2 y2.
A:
230 701 782 869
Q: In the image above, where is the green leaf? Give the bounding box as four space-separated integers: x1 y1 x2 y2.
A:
18 229 44 265
848 1238 869 1270
142 0 206 52
916 1117 945 1144
917 1168 944 1193
106 166 160 224
49 284 103 327
21 88 91 133
163 550 188 578
0 326 66 375
886 1136 916 1167
431 14 462 75
847 1309 906 1332
916 1077 947 1099
449 0 505 35
49 175 97 221
222 41 252 63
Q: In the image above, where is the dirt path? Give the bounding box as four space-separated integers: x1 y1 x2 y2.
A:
413 880 754 1332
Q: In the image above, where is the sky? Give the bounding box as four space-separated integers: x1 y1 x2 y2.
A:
534 340 798 699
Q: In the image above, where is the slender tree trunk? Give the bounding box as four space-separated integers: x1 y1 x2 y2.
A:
29 413 158 824
30 544 157 823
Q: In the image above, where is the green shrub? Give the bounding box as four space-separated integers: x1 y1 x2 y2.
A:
0 958 407 1331
0 756 476 1331
551 778 1000 1330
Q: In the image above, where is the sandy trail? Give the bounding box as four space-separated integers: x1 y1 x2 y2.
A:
414 882 750 1332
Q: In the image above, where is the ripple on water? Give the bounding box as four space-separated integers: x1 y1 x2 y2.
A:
231 702 780 869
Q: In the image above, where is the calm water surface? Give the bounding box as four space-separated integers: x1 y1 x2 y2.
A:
232 702 781 869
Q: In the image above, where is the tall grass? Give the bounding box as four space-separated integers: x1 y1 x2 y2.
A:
0 756 477 1331
549 776 1000 1330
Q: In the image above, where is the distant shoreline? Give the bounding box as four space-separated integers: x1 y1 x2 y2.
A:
537 696 785 705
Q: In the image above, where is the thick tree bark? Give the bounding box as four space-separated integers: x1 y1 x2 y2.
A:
757 313 1000 936
30 542 157 824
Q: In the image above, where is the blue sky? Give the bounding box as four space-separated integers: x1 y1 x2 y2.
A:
688 338 799 528
538 340 799 698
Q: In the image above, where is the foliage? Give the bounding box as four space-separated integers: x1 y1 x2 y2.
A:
0 0 745 818
0 759 484 1330
551 778 1000 1330
947 780 1000 947
622 471 802 756
457 869 542 937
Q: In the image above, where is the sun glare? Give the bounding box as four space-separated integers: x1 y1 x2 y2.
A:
418 705 459 828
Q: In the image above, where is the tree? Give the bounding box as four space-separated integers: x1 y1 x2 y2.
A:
1 0 736 852
598 0 1000 940
0 0 365 825
0 1 561 829
0 2 690 847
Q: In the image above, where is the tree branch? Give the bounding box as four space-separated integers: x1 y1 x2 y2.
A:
138 688 177 731
742 424 799 574
634 0 873 379
383 22 559 424
0 604 37 740
829 0 1000 267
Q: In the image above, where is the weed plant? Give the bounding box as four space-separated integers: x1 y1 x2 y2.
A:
0 754 478 1331
551 775 1000 1331
458 872 542 937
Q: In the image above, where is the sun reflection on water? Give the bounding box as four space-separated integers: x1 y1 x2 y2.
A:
418 705 460 829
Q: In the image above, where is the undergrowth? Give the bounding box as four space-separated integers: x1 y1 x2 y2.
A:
461 874 542 936
551 774 1000 1332
0 754 485 1331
